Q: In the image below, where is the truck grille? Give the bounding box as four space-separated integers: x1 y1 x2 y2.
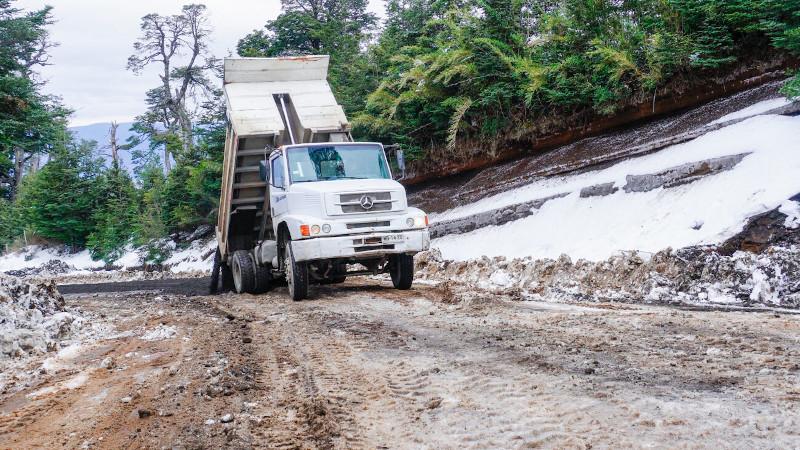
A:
338 192 393 214
347 221 390 229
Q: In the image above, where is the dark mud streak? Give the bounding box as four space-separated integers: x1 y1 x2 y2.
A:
58 277 212 297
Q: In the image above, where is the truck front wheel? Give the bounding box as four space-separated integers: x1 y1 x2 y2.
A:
231 250 256 294
389 254 414 290
284 240 309 301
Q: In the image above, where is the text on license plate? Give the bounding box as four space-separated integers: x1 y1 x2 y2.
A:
382 234 405 244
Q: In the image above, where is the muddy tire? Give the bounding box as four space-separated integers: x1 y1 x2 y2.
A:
390 254 414 290
232 250 256 294
284 240 308 301
221 264 234 292
210 249 222 294
253 264 272 294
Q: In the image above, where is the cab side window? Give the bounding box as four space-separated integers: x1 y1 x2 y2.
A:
271 156 285 188
272 156 284 188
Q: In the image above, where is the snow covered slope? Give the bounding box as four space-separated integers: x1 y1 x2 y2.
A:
432 113 800 261
0 237 216 279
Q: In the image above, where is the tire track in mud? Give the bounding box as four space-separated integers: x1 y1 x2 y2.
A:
242 306 374 449
13 279 797 448
285 292 594 448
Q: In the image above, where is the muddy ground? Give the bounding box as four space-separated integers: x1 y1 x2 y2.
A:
1 278 799 449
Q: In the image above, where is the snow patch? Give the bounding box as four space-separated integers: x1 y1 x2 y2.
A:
0 274 77 358
416 241 800 308
141 324 177 341
433 115 800 262
780 200 800 229
0 246 103 273
710 98 792 125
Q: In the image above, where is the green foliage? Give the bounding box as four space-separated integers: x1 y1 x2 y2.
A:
0 198 21 249
15 140 105 248
86 164 136 264
132 165 170 265
782 71 800 100
237 0 378 115
349 0 800 160
0 1 70 199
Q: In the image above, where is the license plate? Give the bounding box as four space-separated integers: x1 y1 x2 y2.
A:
382 234 405 244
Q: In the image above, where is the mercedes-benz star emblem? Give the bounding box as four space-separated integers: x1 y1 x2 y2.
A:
359 195 374 210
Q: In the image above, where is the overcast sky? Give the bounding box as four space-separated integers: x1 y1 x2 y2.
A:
15 0 385 127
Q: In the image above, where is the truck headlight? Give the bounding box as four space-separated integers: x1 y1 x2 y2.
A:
408 216 428 228
311 224 321 235
322 224 331 233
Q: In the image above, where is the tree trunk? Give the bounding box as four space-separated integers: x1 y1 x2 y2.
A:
109 122 120 167
177 104 193 158
11 147 25 200
164 146 172 173
29 154 41 175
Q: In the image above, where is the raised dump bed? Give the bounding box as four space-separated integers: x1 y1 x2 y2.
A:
217 56 352 263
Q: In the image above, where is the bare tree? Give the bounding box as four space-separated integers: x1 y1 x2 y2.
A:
108 122 120 167
127 4 217 168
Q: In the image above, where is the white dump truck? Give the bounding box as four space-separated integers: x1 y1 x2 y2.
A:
211 56 430 300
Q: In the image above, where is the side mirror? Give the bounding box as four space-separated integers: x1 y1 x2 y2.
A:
259 160 270 183
395 149 405 175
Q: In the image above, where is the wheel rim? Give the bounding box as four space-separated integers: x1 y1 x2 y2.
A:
232 256 242 292
285 244 294 295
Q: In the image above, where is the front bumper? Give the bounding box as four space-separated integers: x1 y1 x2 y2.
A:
291 229 430 262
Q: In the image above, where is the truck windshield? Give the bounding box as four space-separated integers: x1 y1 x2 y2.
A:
286 144 391 183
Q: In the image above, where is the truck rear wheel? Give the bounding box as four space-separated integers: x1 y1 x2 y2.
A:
390 254 414 290
231 250 256 294
210 249 222 294
253 264 272 294
210 249 236 293
221 264 234 292
284 240 309 301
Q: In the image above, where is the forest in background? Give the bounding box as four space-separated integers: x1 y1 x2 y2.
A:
1 0 799 263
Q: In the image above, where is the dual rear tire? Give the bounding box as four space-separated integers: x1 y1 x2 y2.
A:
230 250 272 294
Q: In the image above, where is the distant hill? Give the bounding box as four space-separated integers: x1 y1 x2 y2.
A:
68 122 148 173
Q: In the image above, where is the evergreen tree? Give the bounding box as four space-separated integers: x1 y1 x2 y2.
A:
86 163 136 263
0 0 70 200
15 139 104 248
237 0 378 115
133 165 170 265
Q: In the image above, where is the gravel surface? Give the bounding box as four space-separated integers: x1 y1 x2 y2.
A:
1 279 798 448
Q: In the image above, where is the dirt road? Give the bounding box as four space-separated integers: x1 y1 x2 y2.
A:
1 279 799 449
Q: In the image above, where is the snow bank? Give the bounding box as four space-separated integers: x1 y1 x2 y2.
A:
710 97 791 124
0 246 103 273
417 240 800 308
163 238 216 273
0 274 83 358
433 115 800 261
1 236 216 279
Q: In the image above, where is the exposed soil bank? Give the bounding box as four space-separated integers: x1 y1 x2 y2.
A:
408 78 793 214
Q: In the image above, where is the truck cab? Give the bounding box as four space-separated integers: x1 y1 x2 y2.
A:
212 56 430 299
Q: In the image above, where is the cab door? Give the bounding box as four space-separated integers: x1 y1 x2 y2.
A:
269 153 289 226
